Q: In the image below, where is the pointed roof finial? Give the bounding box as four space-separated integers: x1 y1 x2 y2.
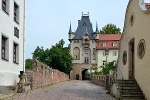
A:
68 21 72 34
95 21 99 34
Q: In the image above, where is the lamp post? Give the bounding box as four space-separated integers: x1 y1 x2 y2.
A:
105 48 109 89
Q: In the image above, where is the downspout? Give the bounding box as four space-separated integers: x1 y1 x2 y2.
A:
23 0 29 84
23 0 26 72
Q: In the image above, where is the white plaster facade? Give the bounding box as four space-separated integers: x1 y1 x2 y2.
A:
97 49 118 71
0 0 25 86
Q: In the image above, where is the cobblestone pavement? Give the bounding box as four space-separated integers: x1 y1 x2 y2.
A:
8 80 116 100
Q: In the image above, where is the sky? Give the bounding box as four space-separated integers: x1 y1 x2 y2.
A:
26 0 150 59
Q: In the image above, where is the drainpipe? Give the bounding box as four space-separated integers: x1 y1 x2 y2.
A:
23 0 26 72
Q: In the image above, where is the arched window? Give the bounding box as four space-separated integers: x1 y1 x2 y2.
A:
103 42 106 47
73 47 80 60
113 42 117 46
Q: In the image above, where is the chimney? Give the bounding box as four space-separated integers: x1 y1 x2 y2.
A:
78 20 80 25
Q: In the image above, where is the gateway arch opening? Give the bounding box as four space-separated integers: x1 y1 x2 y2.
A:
82 69 91 80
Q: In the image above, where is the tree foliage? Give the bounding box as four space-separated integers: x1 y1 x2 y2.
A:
99 61 116 75
25 59 32 69
32 39 73 74
100 24 121 34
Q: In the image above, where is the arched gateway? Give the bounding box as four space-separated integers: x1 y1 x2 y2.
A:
68 13 99 80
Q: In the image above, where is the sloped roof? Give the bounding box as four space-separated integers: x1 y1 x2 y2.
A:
96 34 122 50
98 34 122 41
73 15 95 39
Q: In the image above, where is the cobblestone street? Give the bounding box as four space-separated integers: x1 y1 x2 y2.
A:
7 80 116 100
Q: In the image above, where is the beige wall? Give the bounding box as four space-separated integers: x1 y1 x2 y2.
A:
70 40 97 64
117 0 150 99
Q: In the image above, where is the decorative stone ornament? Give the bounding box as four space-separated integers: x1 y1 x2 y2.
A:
123 51 127 65
138 39 145 59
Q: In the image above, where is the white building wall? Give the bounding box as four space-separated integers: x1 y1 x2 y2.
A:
97 49 118 71
0 0 25 86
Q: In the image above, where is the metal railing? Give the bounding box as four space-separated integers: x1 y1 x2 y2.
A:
117 67 124 96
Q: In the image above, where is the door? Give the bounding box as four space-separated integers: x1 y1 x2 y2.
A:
76 74 79 80
130 41 135 78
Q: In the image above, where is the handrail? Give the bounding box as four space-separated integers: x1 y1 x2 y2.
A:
117 67 124 96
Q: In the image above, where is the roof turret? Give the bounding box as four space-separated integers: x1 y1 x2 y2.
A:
95 22 99 34
68 22 72 34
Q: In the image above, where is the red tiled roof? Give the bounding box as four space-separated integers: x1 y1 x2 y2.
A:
145 3 150 9
96 34 122 50
98 34 122 41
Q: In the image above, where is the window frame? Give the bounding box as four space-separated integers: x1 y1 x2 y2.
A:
102 51 106 56
13 42 19 64
102 42 106 47
2 0 6 10
113 42 117 46
113 51 117 56
14 2 19 24
2 36 6 59
103 61 106 65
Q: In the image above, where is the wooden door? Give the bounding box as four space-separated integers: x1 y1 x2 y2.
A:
131 42 135 78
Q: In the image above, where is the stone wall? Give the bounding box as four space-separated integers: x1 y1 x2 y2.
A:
27 59 69 89
91 75 106 87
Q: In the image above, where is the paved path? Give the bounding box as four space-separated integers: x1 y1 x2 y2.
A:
7 80 115 100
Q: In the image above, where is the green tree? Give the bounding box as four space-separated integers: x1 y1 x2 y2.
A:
32 39 73 74
100 24 121 34
99 61 116 75
25 59 32 69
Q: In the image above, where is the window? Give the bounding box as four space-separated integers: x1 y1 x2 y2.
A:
2 0 6 10
77 40 79 43
113 51 117 56
1 35 8 61
2 37 6 59
138 39 145 59
113 61 116 66
73 47 80 60
130 15 134 26
92 40 94 43
103 51 106 56
14 2 19 23
74 40 76 43
14 27 19 38
102 42 106 47
93 48 96 60
103 61 106 65
113 42 117 46
13 42 18 64
2 0 9 14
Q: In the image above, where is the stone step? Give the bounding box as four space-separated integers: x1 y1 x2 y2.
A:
121 91 143 95
122 95 145 99
118 87 140 90
117 81 137 84
122 99 146 100
118 84 139 87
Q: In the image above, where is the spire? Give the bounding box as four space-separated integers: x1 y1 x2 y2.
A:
95 21 99 34
68 22 72 34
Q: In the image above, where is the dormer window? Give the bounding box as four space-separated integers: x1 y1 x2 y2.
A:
113 42 117 46
102 42 106 47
